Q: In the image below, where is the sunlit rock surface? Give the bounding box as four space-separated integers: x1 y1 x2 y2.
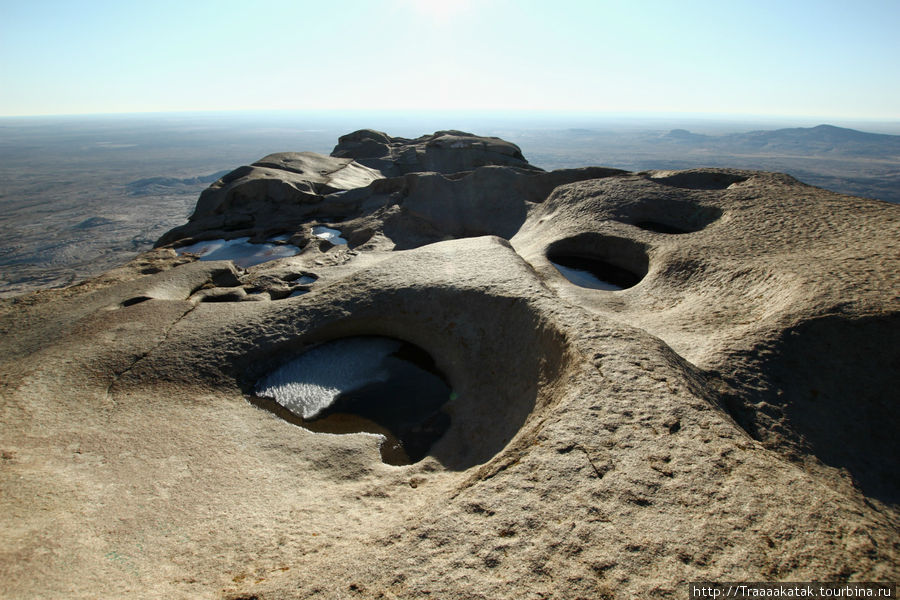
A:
331 128 539 175
1 131 897 599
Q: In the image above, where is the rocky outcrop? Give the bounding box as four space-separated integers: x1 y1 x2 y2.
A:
1 132 897 599
331 128 539 175
157 129 623 250
156 151 384 246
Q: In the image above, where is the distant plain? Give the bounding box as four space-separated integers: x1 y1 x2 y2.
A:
2 112 898 297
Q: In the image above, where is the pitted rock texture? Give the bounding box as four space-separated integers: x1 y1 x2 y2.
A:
1 131 897 599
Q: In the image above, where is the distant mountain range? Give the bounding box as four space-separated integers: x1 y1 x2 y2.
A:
660 124 900 158
534 124 900 203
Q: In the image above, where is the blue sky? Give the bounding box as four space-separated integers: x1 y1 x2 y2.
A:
1 0 898 118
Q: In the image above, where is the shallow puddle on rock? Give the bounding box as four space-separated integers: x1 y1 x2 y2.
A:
311 226 348 245
253 337 451 465
176 236 300 268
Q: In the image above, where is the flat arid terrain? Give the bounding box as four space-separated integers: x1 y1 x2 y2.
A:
1 114 899 297
1 125 897 599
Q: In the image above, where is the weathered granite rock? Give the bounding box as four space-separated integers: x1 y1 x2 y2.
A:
1 133 897 599
157 130 611 248
157 151 384 246
331 128 539 175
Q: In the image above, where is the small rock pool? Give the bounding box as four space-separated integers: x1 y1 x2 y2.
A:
311 226 348 245
176 236 300 268
252 336 452 465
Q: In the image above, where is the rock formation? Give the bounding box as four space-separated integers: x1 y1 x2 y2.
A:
1 130 897 599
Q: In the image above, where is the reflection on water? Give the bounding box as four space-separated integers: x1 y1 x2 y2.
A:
176 236 300 268
311 226 348 245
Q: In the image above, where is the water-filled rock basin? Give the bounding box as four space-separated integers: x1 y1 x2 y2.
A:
253 336 451 465
549 257 629 290
176 236 300 268
311 226 348 245
547 234 649 291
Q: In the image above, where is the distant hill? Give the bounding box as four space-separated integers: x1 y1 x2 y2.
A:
125 170 229 196
662 124 900 158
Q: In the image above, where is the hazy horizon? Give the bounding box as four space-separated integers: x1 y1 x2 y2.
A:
3 109 900 136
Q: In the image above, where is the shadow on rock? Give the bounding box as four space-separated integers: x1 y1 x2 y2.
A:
716 314 900 504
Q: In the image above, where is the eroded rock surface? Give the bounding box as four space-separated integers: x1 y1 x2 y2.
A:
331 128 539 175
1 131 897 599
